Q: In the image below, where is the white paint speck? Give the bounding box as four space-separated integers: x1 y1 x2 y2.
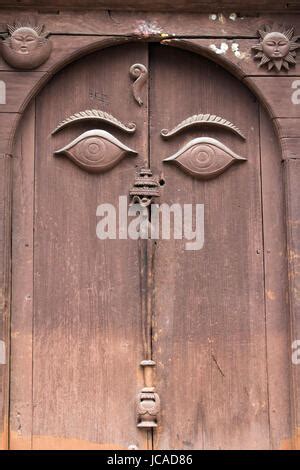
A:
0 340 6 365
231 42 248 59
229 13 237 21
231 42 241 57
210 42 229 55
0 80 6 105
209 14 217 20
135 20 162 37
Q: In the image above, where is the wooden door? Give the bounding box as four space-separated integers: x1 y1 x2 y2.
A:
149 45 290 450
10 43 290 450
11 43 150 450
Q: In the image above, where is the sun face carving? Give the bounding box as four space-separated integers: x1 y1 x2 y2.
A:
1 21 52 69
252 24 300 71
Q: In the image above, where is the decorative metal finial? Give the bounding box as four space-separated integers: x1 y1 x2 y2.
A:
129 167 160 207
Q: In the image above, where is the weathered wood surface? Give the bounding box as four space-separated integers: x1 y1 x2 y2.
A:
274 119 300 139
244 77 300 119
0 37 298 144
0 71 44 113
3 33 300 450
259 108 292 449
0 113 19 154
163 39 300 78
0 37 128 131
0 37 299 136
9 102 35 450
1 11 300 37
10 43 150 450
0 36 128 72
0 1 300 12
0 153 12 450
281 138 300 160
284 159 300 450
149 45 286 449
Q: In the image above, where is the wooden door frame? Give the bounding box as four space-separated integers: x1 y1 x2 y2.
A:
1 10 300 449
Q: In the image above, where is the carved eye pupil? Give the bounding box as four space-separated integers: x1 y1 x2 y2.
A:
75 137 106 163
88 142 100 154
180 143 225 176
71 137 119 167
75 138 105 161
193 145 214 168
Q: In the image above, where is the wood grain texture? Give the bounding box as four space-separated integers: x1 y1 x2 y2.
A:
259 107 292 449
1 0 300 12
150 45 271 449
0 36 127 73
244 77 300 119
6 37 297 450
284 159 300 449
0 113 19 154
31 43 148 450
10 101 35 450
281 138 300 160
274 119 300 139
1 11 300 37
0 72 44 113
0 153 12 450
162 39 300 78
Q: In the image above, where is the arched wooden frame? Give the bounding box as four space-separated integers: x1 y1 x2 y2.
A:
0 35 299 450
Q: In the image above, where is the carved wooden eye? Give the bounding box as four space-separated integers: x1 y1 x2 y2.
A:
54 129 137 173
163 137 246 179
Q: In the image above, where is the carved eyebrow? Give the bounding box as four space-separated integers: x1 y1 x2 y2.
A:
52 109 136 135
160 114 246 140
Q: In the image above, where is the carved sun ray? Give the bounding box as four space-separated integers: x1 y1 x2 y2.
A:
252 23 300 72
6 20 48 41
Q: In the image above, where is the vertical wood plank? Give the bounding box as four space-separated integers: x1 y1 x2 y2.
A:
0 72 44 113
259 107 292 449
150 45 271 449
0 152 12 450
244 77 300 119
284 158 300 450
32 43 149 450
9 101 36 449
0 113 19 155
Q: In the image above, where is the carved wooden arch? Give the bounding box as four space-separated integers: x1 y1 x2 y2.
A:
1 35 300 450
0 36 291 155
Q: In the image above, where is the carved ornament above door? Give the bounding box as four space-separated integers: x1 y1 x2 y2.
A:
130 63 148 106
252 24 300 71
0 21 52 69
